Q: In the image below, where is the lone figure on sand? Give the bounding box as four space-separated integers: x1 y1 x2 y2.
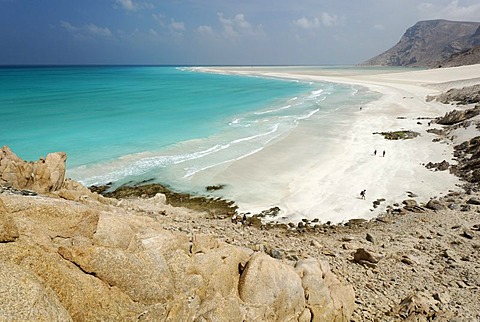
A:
374 149 377 156
382 150 386 157
360 189 366 199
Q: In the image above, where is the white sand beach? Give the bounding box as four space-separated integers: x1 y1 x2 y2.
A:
197 65 480 223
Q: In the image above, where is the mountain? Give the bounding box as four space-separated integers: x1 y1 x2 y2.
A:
438 45 480 68
362 20 480 67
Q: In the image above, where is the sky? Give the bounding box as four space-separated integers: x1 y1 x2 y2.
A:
1 0 480 65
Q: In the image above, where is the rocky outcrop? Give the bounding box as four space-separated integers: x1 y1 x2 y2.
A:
452 136 480 187
0 147 355 321
436 105 480 125
439 45 480 67
428 84 480 105
0 145 66 194
361 20 480 67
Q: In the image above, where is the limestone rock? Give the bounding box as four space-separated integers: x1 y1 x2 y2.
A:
295 258 355 321
239 252 306 321
0 260 72 321
0 145 66 194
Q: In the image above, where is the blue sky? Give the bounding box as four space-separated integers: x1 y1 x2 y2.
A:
1 0 480 65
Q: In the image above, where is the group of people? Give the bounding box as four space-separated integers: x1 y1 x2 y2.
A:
360 149 387 199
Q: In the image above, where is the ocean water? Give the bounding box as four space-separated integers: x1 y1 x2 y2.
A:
0 65 378 195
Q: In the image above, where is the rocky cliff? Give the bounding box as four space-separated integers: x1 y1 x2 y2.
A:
362 20 480 67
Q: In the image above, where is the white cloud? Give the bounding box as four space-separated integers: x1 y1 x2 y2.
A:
114 0 154 12
152 13 166 27
60 21 78 32
320 12 341 27
152 14 185 38
115 0 137 12
197 25 214 37
85 24 113 37
217 13 264 39
169 19 185 38
149 28 158 36
294 12 342 29
294 17 320 29
61 21 113 39
418 0 480 21
170 20 185 32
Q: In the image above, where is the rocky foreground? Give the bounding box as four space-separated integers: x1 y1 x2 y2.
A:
1 86 480 321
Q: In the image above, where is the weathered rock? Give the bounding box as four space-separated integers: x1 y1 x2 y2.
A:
436 105 480 125
0 198 19 242
425 160 450 171
402 199 418 208
426 199 446 211
461 230 475 239
391 292 439 320
0 145 66 194
0 260 72 321
366 233 375 243
295 258 355 321
466 198 480 205
374 130 420 140
268 248 285 260
93 213 136 249
353 248 382 267
433 292 451 304
245 215 262 228
58 245 175 305
239 252 306 321
0 213 19 242
0 242 138 321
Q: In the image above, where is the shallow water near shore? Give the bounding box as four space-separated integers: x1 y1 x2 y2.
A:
1 65 382 218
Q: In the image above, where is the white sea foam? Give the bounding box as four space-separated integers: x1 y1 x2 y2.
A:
183 146 265 178
254 104 292 115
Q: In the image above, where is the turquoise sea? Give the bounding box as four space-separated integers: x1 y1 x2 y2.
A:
0 66 378 194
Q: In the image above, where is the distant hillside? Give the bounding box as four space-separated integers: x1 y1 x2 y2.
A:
438 45 480 68
362 20 480 67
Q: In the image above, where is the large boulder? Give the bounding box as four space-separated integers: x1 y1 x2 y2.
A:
0 260 72 321
0 145 66 194
295 258 355 321
239 252 306 321
58 245 175 305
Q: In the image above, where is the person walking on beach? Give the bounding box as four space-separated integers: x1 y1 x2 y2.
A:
382 150 386 157
360 189 366 199
374 149 377 156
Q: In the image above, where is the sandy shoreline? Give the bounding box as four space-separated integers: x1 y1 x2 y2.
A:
195 65 480 223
